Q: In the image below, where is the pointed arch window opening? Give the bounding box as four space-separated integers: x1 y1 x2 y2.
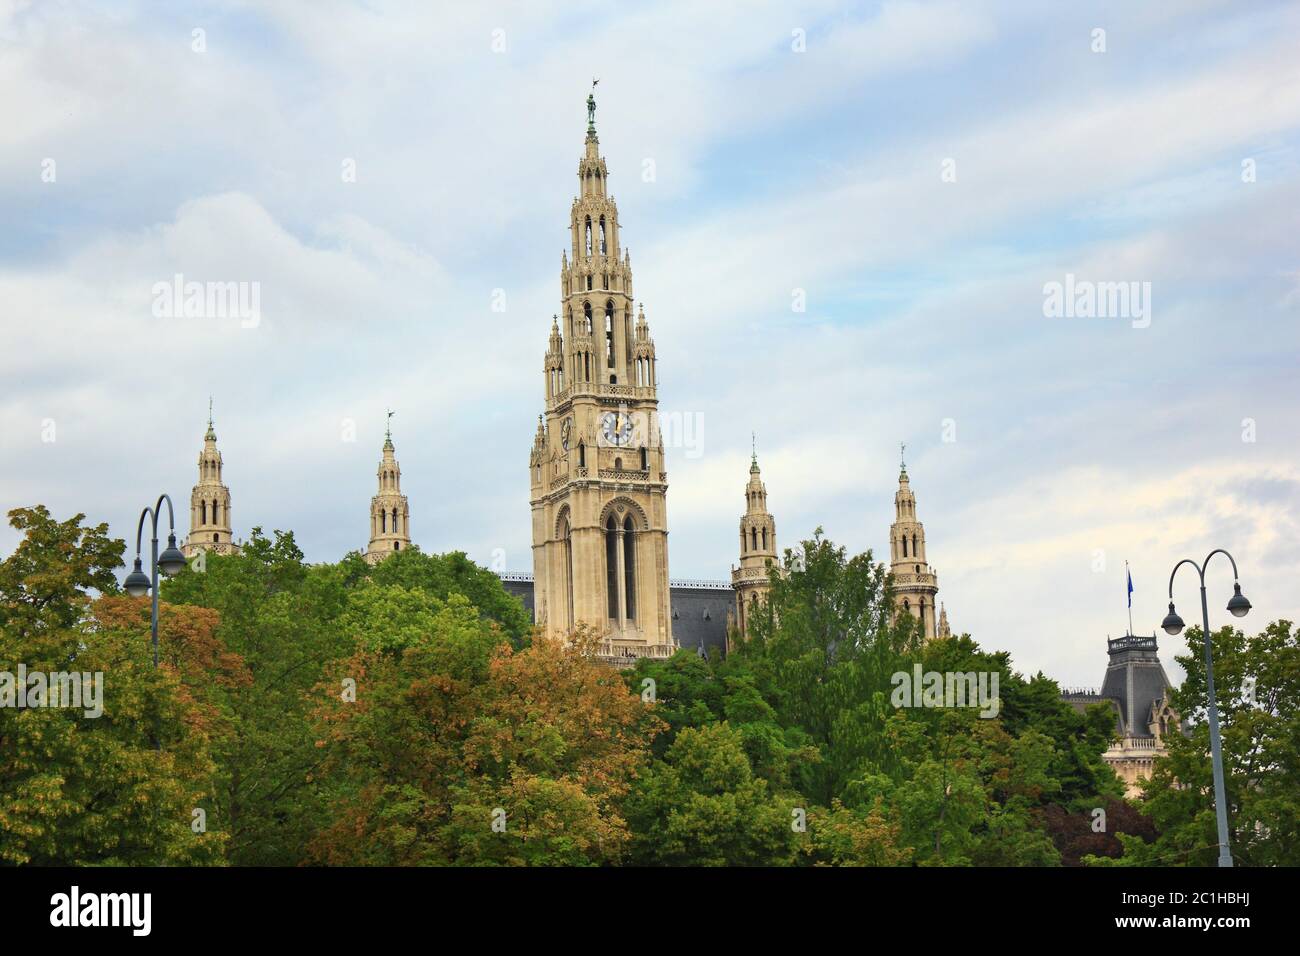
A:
563 517 575 630
584 217 592 256
605 301 615 367
605 515 619 619
623 515 636 621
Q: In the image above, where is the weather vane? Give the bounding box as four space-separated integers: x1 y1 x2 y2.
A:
386 408 394 440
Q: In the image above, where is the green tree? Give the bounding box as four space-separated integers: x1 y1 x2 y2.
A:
739 529 917 805
624 722 798 866
0 507 224 865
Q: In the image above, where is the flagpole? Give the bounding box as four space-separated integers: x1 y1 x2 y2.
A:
1126 560 1134 636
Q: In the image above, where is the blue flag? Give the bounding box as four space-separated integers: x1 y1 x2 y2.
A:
1127 567 1134 608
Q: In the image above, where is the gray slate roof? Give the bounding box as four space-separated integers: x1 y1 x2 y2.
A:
497 574 731 657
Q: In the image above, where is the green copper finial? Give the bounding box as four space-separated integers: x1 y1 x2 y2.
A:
587 78 599 133
205 396 216 440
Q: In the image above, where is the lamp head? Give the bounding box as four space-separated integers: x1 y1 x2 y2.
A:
157 534 187 577
1161 601 1185 636
123 557 151 597
1226 582 1251 619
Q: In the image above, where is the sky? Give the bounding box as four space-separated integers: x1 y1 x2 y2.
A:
2 0 1298 688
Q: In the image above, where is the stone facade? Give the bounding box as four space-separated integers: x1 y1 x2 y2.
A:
527 98 674 660
182 404 239 559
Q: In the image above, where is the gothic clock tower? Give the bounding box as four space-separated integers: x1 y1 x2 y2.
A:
529 89 675 660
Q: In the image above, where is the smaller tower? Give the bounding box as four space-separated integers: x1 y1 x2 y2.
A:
183 399 239 558
889 444 940 640
937 602 952 639
731 436 778 641
366 411 411 564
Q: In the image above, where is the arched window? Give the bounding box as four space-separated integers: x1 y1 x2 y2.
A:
213 533 218 543
623 514 636 620
605 515 619 619
201 500 207 524
605 301 615 366
761 527 767 550
562 516 575 630
919 599 926 633
392 508 398 533
751 527 758 551
640 447 648 470
381 511 387 533
614 457 622 471
578 442 585 468
583 301 593 333
912 533 918 556
394 541 400 551
599 216 607 254
902 536 908 557
584 217 592 256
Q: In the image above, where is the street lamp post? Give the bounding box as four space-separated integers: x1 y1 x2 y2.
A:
1161 549 1251 868
122 493 188 668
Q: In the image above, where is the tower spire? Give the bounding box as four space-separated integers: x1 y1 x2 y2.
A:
184 403 238 559
733 443 778 642
889 458 940 641
528 94 674 659
367 415 410 563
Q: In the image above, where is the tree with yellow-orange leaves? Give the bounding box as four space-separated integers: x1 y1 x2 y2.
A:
307 586 661 866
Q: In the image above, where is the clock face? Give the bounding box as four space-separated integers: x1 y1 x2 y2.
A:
560 417 572 451
600 411 634 446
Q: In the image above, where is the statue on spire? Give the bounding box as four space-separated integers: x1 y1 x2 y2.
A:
587 78 599 132
385 408 395 442
900 441 907 476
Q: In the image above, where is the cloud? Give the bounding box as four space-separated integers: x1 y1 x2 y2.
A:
2 0 1298 689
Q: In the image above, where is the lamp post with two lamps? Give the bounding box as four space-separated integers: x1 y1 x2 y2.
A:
121 493 188 669
1161 549 1251 868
